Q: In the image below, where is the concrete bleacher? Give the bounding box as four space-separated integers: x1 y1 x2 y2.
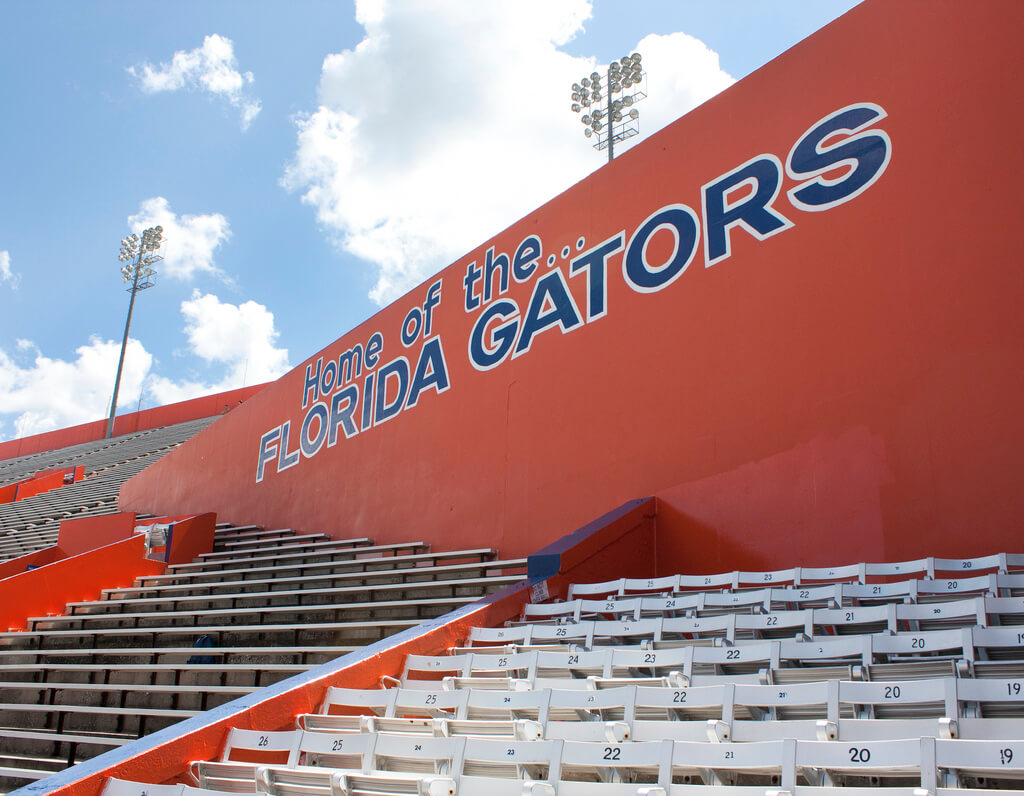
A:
0 418 218 561
0 522 526 791
143 552 1024 796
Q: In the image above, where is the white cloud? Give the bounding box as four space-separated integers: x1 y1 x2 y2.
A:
129 34 262 130
283 0 733 304
0 337 153 438
0 250 18 289
0 294 288 440
147 291 290 404
127 197 231 282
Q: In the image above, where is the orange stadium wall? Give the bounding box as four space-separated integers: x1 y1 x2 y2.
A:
0 384 267 462
0 534 165 632
120 0 1024 574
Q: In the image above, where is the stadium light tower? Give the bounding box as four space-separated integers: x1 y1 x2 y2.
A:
106 226 163 439
570 52 647 163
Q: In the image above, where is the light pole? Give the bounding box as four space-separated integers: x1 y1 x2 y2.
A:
571 52 647 163
106 226 163 439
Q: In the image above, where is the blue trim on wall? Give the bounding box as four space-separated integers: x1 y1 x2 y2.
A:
526 497 651 580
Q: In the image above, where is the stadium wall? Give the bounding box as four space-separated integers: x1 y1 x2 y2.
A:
119 0 1024 573
0 384 267 462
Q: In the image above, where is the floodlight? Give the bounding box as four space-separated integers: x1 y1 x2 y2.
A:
106 224 163 439
569 52 646 161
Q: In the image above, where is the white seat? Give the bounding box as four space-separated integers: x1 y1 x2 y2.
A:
934 737 1024 787
932 554 1011 577
843 579 920 605
535 650 610 684
768 584 843 611
795 563 866 586
460 736 562 782
655 615 736 647
104 780 188 796
677 572 741 591
814 604 895 636
733 610 812 641
669 738 795 788
591 618 664 648
865 558 935 581
637 594 702 618
622 576 682 596
547 686 636 729
795 737 927 788
736 568 799 589
839 678 957 720
895 597 986 633
559 739 673 786
465 625 533 648
917 574 998 601
190 729 302 792
955 677 1024 718
568 579 626 600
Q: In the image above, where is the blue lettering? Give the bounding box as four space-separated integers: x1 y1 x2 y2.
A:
401 306 422 348
484 247 510 303
513 270 583 357
406 337 450 408
361 372 375 431
329 386 360 444
570 232 623 321
423 280 442 336
787 103 891 212
623 204 700 293
302 358 322 409
256 426 281 483
468 299 520 371
463 261 483 311
513 235 542 282
320 359 337 395
277 421 300 472
365 333 384 369
702 154 791 266
300 403 329 458
374 358 410 425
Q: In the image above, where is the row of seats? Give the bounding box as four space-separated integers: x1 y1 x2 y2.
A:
190 727 1024 794
296 678 1023 736
523 588 1024 624
107 558 1024 796
515 595 1024 637
446 626 1024 681
567 555 1024 596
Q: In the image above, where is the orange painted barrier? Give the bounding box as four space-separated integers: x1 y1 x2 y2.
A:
0 546 62 580
0 535 166 632
57 512 137 558
164 512 217 565
14 470 66 501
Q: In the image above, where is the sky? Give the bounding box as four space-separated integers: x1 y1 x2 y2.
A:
0 0 862 440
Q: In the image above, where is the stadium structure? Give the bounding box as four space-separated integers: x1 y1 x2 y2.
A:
1 2 1023 796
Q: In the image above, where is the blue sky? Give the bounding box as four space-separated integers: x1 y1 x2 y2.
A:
0 0 861 439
